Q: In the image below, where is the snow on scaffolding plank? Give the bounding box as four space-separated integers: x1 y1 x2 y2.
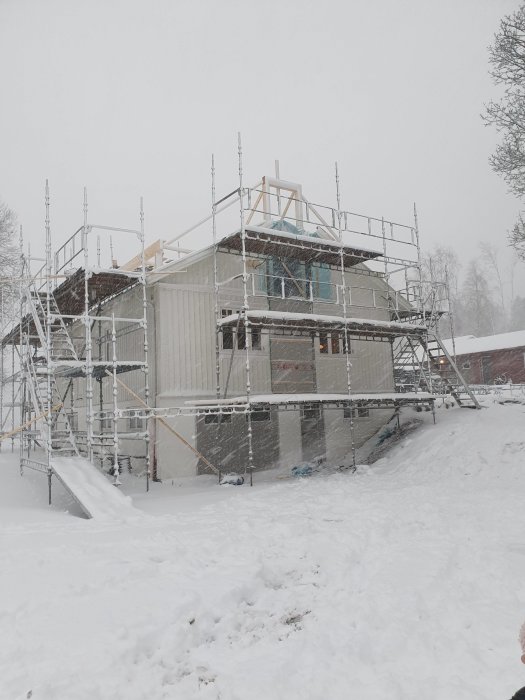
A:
219 310 427 335
188 392 437 407
51 457 138 520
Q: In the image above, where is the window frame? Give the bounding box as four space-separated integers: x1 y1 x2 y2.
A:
204 413 232 425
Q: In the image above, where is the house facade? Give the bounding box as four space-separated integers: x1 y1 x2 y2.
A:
6 176 455 486
147 244 399 478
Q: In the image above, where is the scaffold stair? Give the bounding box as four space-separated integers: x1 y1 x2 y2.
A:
393 333 480 409
422 335 480 409
24 286 79 455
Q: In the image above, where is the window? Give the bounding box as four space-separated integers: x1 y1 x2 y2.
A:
248 409 270 422
129 415 144 430
343 405 369 419
462 360 471 370
251 327 261 350
311 263 332 301
99 411 113 430
98 330 111 362
319 331 350 355
268 258 308 299
237 327 246 350
204 413 232 424
221 309 233 350
301 404 320 421
222 328 233 350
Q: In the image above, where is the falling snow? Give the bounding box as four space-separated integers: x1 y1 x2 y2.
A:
1 398 525 699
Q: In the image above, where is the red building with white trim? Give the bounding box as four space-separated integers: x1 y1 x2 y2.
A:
441 331 525 384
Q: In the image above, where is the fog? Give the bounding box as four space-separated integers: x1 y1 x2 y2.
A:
0 0 522 290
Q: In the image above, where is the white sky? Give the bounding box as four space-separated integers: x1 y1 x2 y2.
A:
0 0 522 284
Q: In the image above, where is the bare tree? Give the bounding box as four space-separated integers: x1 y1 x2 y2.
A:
484 4 525 256
479 242 506 319
461 259 497 337
0 200 20 325
510 295 525 330
509 215 525 260
421 246 462 337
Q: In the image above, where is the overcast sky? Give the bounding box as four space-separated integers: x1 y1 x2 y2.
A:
0 0 522 285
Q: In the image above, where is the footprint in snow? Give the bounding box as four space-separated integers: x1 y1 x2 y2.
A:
503 442 525 454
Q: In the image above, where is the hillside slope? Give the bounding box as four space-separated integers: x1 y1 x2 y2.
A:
1 400 525 700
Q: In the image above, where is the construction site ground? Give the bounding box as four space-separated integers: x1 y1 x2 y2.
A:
1 397 525 699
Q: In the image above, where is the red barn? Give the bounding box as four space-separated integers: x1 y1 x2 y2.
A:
440 331 525 384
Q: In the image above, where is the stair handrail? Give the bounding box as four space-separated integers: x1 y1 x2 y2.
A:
426 332 481 409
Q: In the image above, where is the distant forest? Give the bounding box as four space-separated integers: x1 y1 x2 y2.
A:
421 244 525 339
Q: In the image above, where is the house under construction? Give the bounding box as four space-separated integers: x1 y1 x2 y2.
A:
0 154 480 512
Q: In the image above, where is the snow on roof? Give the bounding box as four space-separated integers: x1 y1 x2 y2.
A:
441 331 525 356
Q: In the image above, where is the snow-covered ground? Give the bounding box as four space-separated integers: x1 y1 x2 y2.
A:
2 400 525 699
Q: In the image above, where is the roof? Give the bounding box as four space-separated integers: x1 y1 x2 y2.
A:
441 331 525 356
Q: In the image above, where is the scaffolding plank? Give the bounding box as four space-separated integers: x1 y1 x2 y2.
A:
188 391 437 409
51 456 138 520
218 226 381 268
219 310 427 340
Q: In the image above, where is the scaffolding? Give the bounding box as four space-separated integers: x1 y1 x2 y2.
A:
0 152 479 500
149 144 479 483
0 182 152 499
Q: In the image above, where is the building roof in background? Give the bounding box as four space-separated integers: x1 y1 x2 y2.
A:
442 331 525 356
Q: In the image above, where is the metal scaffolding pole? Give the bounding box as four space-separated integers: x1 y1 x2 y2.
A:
238 134 254 485
140 197 151 492
212 154 221 403
83 188 94 461
335 163 356 468
111 312 120 485
45 181 53 469
413 203 433 393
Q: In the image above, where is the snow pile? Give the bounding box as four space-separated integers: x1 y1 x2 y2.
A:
2 402 525 699
51 456 140 520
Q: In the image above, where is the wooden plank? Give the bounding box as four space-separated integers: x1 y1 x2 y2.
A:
119 239 164 272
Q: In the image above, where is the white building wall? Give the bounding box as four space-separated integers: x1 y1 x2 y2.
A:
149 252 402 477
278 411 302 466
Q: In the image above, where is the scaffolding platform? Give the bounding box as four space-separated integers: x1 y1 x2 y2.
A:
52 361 146 379
187 391 437 412
1 268 139 348
218 225 382 268
219 310 428 341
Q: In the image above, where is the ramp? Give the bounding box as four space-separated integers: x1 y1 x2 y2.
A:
51 456 139 519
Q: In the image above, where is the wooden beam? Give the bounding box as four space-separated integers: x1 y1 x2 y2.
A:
105 371 220 475
119 239 164 272
0 403 63 441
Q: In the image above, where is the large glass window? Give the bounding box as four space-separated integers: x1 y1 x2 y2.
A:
266 258 332 301
310 263 332 301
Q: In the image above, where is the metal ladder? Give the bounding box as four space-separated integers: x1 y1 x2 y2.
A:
24 284 79 455
421 334 480 409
